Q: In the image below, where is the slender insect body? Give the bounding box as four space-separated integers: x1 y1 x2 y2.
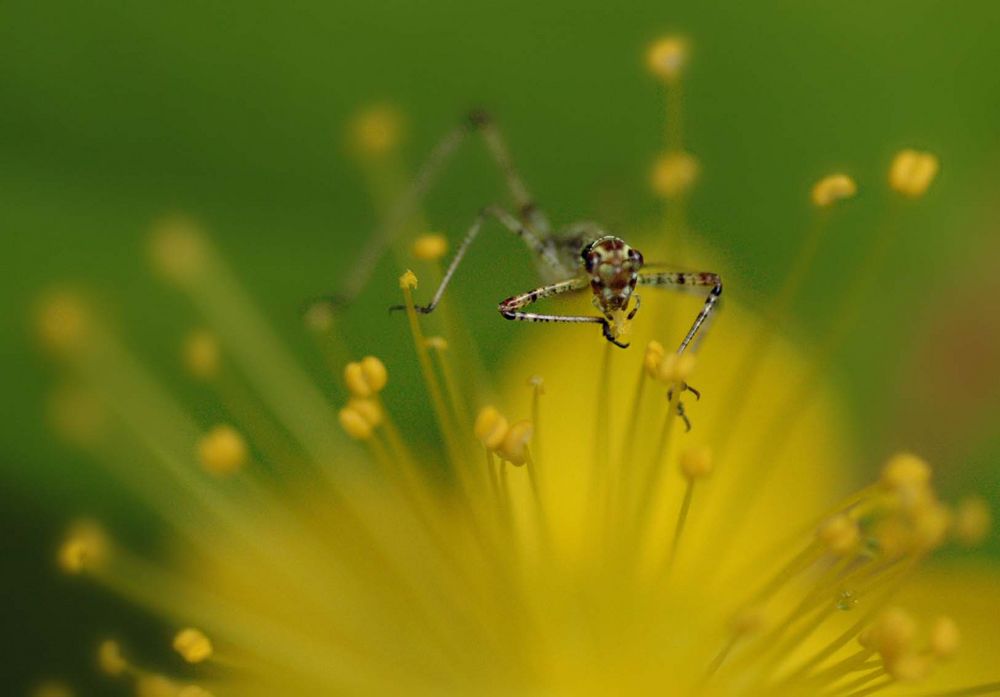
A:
350 109 721 355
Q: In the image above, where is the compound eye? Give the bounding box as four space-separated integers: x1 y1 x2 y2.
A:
630 249 644 268
583 251 598 273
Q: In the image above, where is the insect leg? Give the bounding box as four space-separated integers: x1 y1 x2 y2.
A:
637 270 723 354
389 206 563 315
498 278 630 349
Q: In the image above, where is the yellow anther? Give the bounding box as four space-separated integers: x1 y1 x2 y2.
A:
399 270 418 290
182 330 220 380
885 653 929 682
911 500 951 552
58 521 109 574
347 397 383 429
97 639 127 676
303 300 336 334
149 215 209 284
644 340 665 378
528 375 545 393
870 607 917 660
474 406 509 451
499 419 533 466
651 151 700 198
679 445 713 480
811 173 857 207
818 514 861 555
889 149 939 198
36 292 91 356
173 627 214 664
647 36 689 82
339 405 374 441
425 336 449 351
929 616 960 658
135 674 178 697
953 496 991 546
344 356 388 398
657 352 696 383
197 425 248 476
881 452 932 493
350 104 403 157
33 680 74 697
412 233 449 261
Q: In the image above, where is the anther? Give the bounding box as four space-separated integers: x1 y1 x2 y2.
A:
679 445 713 480
350 104 403 157
811 173 858 207
182 330 220 380
880 452 932 493
818 514 861 556
889 149 939 198
339 405 375 441
149 215 209 285
173 627 214 664
499 419 533 466
929 616 960 659
952 496 991 547
657 353 696 384
344 356 388 398
412 233 449 261
197 425 248 476
651 151 700 198
58 520 109 575
35 291 91 356
474 406 508 451
644 340 665 378
647 36 689 82
399 270 418 290
97 639 127 676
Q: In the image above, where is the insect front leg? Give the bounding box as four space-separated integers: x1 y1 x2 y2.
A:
389 206 563 315
498 278 631 349
637 270 723 355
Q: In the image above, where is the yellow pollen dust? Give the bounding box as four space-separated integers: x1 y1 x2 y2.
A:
173 627 214 664
197 425 249 476
58 520 109 575
647 36 689 82
343 356 388 398
810 173 857 207
499 419 533 466
651 151 700 198
149 216 209 285
474 406 509 451
679 445 713 479
889 149 939 198
350 104 404 157
182 330 220 380
412 233 449 261
97 639 127 676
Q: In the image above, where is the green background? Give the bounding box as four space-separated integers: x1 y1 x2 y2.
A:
2 1 998 693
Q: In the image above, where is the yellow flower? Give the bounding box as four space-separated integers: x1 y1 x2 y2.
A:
33 42 997 697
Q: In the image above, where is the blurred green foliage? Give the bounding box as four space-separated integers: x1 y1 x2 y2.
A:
1 1 999 693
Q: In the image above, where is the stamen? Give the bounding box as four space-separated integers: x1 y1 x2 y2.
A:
811 174 858 208
97 639 128 676
952 496 991 546
57 520 109 575
666 445 713 572
182 330 221 381
646 36 689 84
344 356 389 399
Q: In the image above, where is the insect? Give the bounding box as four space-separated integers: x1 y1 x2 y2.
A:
331 109 722 355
